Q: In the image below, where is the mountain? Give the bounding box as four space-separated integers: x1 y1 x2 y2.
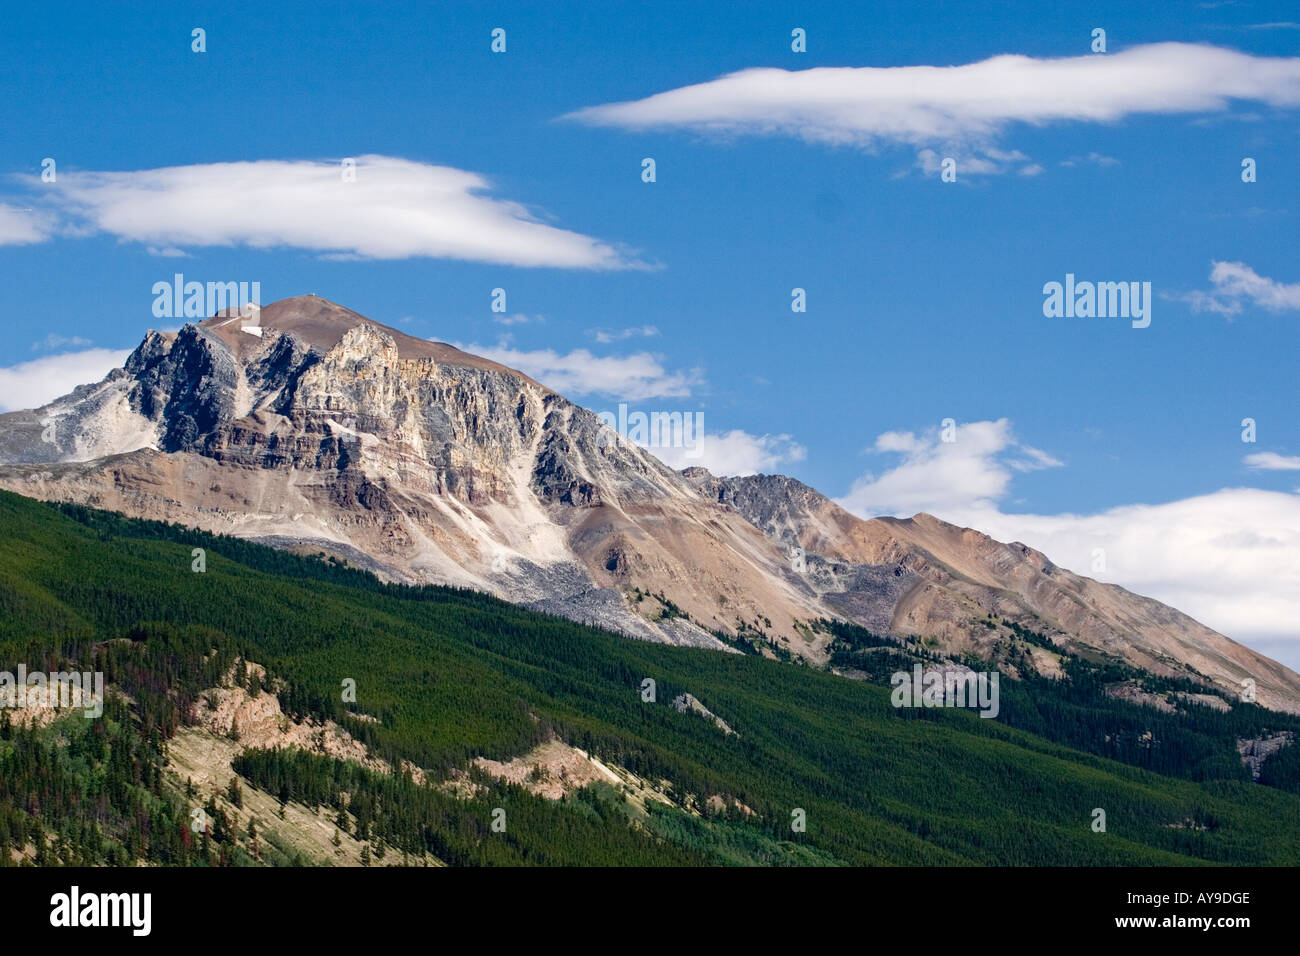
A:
685 472 1300 713
2 294 1298 714
3 490 1299 866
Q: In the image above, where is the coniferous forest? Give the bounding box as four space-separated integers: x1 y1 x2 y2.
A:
2 490 1299 866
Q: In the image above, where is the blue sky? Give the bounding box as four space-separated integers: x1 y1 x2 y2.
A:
1 0 1299 665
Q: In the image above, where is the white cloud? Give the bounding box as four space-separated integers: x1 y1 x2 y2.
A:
653 430 806 476
0 349 130 412
493 313 543 327
31 333 93 352
915 147 1038 177
1060 152 1120 167
25 156 638 269
835 418 1300 664
949 491 1300 662
0 203 51 245
1184 260 1300 315
839 419 1061 516
567 43 1300 170
588 325 660 343
1008 445 1065 472
1246 451 1300 471
873 430 924 454
458 343 702 400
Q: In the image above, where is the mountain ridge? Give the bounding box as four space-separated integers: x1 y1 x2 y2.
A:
2 294 1297 713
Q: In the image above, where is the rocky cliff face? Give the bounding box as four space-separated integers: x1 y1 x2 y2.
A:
3 295 1298 714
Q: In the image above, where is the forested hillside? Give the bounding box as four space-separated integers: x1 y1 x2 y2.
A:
1 490 1298 866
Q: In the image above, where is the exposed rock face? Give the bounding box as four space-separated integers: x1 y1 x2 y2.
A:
2 294 1299 715
129 325 242 451
686 471 829 552
671 693 736 736
1237 733 1294 781
471 738 678 810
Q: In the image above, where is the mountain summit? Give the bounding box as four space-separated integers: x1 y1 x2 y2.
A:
3 295 1298 713
202 295 547 384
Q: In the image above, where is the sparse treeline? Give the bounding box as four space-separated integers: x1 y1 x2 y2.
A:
0 623 267 866
232 747 708 866
0 694 245 866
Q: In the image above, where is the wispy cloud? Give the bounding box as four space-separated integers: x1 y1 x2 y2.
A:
915 148 1039 177
567 43 1300 173
31 333 93 352
14 156 641 269
1060 152 1120 167
587 325 660 343
1182 261 1300 315
1246 452 1300 471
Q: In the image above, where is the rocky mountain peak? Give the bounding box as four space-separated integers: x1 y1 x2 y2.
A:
1 295 1298 713
198 295 547 388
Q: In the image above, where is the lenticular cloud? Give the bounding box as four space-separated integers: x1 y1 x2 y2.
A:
566 42 1300 152
28 155 638 269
